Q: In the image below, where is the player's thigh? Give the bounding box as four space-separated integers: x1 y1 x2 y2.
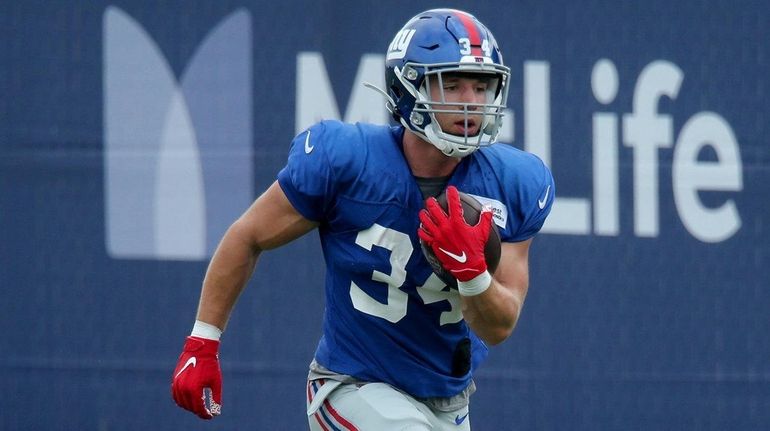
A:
307 381 432 431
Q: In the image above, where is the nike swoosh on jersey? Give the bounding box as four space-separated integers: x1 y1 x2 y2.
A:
175 356 197 379
538 184 551 209
438 247 467 263
455 412 469 425
304 130 314 154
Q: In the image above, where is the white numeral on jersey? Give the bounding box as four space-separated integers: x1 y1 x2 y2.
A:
416 273 462 326
350 224 412 323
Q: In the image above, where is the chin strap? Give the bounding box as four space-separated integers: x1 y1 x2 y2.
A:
424 125 458 157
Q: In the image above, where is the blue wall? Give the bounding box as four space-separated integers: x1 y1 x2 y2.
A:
1 1 768 430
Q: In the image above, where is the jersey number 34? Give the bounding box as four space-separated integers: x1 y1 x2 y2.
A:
349 224 462 326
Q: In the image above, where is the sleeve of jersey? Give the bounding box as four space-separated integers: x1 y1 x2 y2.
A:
509 157 556 242
276 122 336 222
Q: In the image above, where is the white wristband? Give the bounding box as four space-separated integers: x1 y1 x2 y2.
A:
191 320 223 341
457 271 492 297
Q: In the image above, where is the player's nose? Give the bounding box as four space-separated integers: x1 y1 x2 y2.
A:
458 83 482 109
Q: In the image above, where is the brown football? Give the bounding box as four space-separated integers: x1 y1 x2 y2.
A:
420 190 502 288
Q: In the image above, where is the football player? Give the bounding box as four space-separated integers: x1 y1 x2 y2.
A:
172 8 555 430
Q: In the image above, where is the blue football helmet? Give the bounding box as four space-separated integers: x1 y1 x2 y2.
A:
371 9 510 157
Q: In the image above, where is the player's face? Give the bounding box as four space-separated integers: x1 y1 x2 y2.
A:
428 73 491 137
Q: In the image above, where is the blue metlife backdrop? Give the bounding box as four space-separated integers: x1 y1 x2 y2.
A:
1 1 768 430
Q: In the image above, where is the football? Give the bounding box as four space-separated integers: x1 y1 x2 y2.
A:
420 190 502 288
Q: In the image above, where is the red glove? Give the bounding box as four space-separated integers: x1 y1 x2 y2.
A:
171 336 222 419
418 186 493 282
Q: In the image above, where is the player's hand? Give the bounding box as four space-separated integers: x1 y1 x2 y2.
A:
171 336 222 419
418 186 493 282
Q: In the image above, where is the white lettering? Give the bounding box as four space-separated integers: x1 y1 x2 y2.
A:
525 61 592 235
293 55 744 243
673 112 743 242
592 59 620 236
524 61 551 165
622 61 683 237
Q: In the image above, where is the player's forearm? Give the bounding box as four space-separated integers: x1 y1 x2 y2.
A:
461 277 524 345
195 220 262 331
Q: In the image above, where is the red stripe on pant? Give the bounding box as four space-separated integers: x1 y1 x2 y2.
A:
307 378 326 404
323 398 359 431
308 380 337 431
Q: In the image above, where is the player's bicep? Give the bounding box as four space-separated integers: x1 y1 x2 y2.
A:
235 180 318 251
492 239 532 302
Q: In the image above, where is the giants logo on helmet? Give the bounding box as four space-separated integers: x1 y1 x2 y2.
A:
386 29 416 61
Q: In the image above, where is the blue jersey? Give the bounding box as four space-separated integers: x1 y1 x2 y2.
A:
277 120 554 398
